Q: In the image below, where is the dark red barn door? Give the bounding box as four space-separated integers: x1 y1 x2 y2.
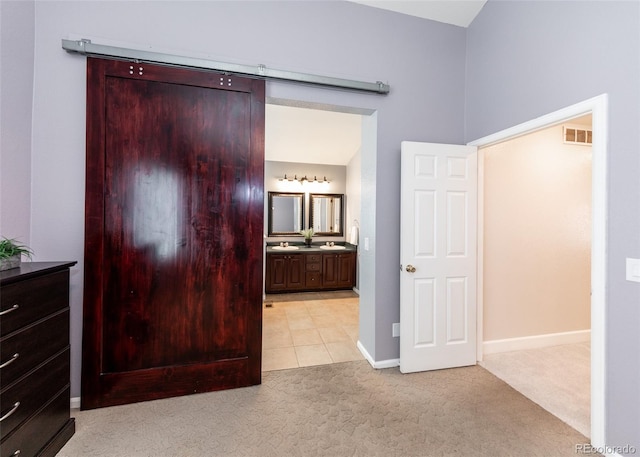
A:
82 58 264 409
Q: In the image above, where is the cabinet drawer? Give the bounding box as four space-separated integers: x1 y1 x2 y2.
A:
0 310 69 388
305 272 322 287
306 254 321 264
0 270 69 337
305 262 321 272
0 349 69 440
0 386 70 457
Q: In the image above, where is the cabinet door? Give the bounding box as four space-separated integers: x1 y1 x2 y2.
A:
337 253 356 288
266 254 287 292
287 255 305 290
322 254 339 287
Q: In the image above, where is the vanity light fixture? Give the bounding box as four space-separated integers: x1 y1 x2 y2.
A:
311 175 330 184
278 174 330 184
278 174 297 182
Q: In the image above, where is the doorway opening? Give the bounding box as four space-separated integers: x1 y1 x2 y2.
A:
261 98 377 372
478 115 592 437
469 94 608 445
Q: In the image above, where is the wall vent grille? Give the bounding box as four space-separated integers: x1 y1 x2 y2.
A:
563 125 592 145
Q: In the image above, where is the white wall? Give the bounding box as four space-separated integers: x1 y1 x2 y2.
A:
482 124 591 341
0 1 34 242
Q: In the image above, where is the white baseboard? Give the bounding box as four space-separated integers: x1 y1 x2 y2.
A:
483 329 591 355
357 341 400 369
70 397 81 409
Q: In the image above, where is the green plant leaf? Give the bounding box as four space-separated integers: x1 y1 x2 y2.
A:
299 228 315 239
0 237 34 259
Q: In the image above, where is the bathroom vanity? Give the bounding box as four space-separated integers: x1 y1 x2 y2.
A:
265 244 356 293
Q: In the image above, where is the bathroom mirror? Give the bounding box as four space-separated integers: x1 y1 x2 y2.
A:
268 192 305 236
310 193 344 236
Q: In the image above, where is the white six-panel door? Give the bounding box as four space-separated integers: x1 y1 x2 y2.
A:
400 142 478 373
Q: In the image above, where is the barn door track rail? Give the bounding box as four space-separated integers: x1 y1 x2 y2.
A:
61 39 390 95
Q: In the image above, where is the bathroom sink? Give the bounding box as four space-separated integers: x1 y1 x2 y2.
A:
319 245 346 250
272 245 299 250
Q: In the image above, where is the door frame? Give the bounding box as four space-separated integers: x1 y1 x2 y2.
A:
468 94 608 446
263 97 378 362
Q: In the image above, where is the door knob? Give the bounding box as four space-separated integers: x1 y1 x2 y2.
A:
405 265 416 273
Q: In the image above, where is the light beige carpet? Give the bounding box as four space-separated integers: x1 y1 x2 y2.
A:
60 361 593 457
480 342 590 438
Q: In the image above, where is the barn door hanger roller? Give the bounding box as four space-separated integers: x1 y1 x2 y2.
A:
61 39 390 95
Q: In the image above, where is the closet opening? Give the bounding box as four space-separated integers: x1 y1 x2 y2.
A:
470 94 608 444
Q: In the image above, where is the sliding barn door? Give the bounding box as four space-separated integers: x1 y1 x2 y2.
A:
82 58 265 409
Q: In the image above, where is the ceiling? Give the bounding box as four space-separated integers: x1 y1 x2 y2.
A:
265 1 488 166
265 104 362 166
348 0 487 28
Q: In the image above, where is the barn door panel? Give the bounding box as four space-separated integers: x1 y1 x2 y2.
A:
82 58 264 409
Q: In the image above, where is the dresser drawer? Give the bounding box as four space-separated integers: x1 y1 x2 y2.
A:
0 349 69 440
0 386 71 457
0 270 70 337
0 310 69 388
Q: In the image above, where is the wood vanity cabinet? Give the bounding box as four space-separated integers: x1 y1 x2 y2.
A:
265 250 356 293
0 262 76 457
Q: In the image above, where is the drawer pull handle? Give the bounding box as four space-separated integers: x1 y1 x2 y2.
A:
0 402 20 422
12 451 21 456
0 304 19 316
0 353 19 369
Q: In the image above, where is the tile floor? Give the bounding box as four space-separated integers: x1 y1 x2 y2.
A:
262 291 363 371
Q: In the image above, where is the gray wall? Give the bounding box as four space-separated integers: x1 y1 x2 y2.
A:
465 1 640 451
346 148 362 290
0 1 34 242
25 1 467 397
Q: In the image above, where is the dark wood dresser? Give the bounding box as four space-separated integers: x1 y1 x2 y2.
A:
0 261 76 457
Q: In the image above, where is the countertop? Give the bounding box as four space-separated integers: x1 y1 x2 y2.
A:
266 243 357 253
